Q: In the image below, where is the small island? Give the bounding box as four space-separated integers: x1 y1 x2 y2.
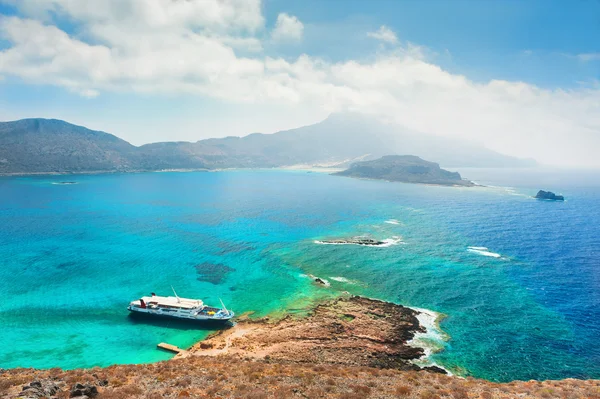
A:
333 155 474 186
315 238 386 246
535 190 564 201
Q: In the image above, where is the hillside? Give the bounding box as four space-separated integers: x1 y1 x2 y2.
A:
0 119 138 174
3 357 598 399
0 115 536 175
334 155 474 186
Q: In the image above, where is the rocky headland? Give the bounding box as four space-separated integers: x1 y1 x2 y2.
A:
183 296 441 373
1 296 599 399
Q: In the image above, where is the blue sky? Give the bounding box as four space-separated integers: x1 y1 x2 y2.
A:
265 0 600 85
0 0 598 166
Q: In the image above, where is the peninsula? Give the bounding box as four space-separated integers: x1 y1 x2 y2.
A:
184 296 442 373
333 155 475 186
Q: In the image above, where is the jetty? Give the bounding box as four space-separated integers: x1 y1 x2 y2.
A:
157 343 185 354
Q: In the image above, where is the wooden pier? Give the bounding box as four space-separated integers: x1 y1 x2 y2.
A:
157 342 184 354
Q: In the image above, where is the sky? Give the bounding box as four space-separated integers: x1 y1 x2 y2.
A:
0 0 599 167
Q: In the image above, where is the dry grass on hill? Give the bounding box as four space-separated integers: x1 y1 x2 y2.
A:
2 356 599 399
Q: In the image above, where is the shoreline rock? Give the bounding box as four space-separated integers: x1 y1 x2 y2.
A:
535 190 564 201
307 274 330 287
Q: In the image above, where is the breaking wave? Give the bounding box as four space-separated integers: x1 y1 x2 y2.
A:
329 276 356 284
408 307 451 374
467 246 502 258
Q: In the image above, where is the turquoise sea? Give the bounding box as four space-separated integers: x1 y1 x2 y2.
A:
0 168 599 382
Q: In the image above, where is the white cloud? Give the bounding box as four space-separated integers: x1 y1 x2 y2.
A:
0 1 599 166
367 25 398 44
577 53 600 62
79 89 100 98
271 13 303 42
2 0 265 32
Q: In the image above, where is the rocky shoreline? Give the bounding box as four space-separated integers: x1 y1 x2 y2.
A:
182 296 445 374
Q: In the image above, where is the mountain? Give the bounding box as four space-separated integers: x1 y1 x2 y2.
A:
0 115 535 174
333 155 474 186
0 119 138 173
303 113 536 168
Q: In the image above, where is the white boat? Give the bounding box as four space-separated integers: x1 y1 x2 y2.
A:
128 289 234 323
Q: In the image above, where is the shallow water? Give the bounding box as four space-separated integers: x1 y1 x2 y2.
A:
0 169 598 382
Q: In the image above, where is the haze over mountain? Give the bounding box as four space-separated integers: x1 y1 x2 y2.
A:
0 114 535 174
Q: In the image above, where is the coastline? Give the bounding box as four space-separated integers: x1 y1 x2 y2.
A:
0 168 210 177
0 167 482 189
0 165 340 177
179 295 447 374
330 173 481 188
3 169 599 386
2 295 599 398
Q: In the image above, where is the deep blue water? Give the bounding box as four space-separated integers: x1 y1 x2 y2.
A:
0 168 598 382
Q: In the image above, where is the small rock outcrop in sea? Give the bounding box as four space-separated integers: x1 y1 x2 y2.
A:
307 274 330 287
70 382 98 398
317 238 385 246
20 380 62 398
534 190 564 201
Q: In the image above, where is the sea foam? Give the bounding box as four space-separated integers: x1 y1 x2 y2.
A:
329 276 355 284
467 246 502 258
384 219 401 225
408 307 451 374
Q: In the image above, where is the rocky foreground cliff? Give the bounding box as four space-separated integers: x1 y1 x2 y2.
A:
1 297 598 399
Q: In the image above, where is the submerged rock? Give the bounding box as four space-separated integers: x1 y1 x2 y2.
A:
307 274 330 287
195 262 235 284
535 190 564 201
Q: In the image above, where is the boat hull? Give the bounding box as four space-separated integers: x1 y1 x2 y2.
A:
128 306 234 324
